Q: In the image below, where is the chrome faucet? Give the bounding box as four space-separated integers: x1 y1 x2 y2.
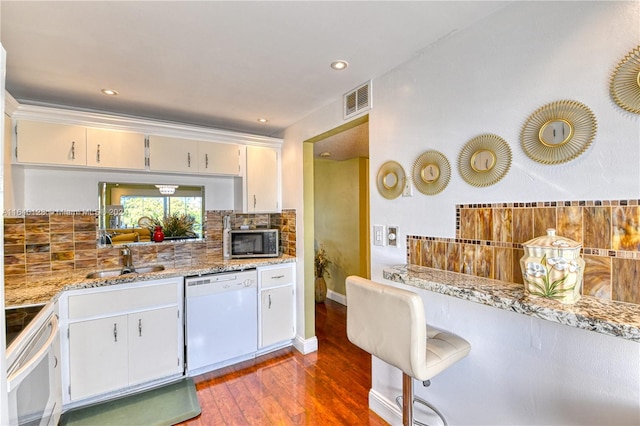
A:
120 245 135 274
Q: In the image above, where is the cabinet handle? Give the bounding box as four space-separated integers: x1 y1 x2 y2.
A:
188 152 191 167
253 195 257 209
138 318 142 337
113 323 118 342
268 294 272 309
97 144 101 163
71 141 75 160
205 153 209 169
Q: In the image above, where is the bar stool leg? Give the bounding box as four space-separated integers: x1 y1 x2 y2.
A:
402 373 414 426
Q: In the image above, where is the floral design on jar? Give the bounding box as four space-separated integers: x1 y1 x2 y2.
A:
523 254 582 301
520 229 585 304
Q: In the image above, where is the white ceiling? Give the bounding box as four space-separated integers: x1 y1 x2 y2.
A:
0 1 508 141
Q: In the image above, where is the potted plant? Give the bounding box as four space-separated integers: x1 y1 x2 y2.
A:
314 244 331 303
149 213 198 240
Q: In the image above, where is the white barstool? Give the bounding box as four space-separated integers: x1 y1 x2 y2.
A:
346 276 471 426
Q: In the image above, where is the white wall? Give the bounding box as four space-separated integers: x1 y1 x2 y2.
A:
283 1 640 424
369 0 640 279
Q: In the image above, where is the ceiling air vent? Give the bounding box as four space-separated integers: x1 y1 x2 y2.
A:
344 80 372 119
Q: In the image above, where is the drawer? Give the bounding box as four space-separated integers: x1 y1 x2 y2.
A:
67 280 178 320
259 265 294 288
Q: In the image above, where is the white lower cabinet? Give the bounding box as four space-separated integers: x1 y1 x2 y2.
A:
260 286 294 348
60 277 183 405
258 264 295 349
128 306 180 386
68 315 129 401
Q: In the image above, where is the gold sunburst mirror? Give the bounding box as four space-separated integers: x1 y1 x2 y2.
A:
376 160 406 200
610 45 640 114
520 100 597 165
411 150 451 195
458 134 512 187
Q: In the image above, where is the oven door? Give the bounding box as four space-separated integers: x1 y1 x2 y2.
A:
7 307 61 426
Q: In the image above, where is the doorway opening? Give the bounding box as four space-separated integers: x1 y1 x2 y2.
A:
303 114 370 334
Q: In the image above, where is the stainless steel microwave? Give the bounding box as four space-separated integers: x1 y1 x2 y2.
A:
230 229 279 258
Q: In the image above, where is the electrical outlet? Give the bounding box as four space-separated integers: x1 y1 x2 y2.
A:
387 226 398 247
373 225 385 246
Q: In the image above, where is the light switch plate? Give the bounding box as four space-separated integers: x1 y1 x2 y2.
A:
373 225 385 246
387 226 398 247
402 179 413 197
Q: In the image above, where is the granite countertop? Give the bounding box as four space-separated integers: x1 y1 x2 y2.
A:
5 255 296 307
383 264 640 342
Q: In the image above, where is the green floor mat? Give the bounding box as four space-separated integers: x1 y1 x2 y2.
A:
60 378 201 426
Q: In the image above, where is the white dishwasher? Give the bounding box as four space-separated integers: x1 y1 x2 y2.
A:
185 269 258 376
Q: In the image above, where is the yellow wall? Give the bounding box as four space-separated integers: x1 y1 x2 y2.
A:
314 157 368 295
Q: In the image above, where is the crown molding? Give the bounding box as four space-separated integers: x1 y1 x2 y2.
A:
4 91 19 116
6 95 282 148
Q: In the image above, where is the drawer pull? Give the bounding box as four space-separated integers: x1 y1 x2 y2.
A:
271 275 285 279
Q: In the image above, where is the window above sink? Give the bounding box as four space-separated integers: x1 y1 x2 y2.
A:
99 182 205 245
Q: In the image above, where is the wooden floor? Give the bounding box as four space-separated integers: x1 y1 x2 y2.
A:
178 299 388 425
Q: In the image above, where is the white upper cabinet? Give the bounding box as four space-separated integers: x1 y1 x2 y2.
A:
197 141 240 175
148 135 240 175
15 120 87 166
148 135 198 173
86 128 146 170
246 145 279 213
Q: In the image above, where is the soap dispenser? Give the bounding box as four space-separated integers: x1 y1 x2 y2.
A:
222 215 231 260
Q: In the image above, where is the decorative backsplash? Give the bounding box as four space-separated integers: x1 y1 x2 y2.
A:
407 200 640 305
4 209 296 276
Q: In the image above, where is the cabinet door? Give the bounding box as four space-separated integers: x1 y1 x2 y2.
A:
68 315 128 401
128 307 182 386
86 128 146 170
246 145 279 212
148 135 198 173
260 285 294 348
198 142 240 175
16 120 86 166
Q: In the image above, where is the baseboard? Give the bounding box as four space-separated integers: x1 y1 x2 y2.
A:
293 335 318 354
369 388 401 426
327 289 347 305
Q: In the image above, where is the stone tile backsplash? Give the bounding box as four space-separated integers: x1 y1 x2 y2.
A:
407 200 640 305
4 209 296 277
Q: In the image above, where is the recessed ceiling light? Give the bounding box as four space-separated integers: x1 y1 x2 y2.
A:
257 118 268 123
330 60 348 71
101 88 118 96
320 152 331 158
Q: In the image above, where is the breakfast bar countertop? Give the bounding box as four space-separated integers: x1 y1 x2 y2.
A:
383 264 640 343
5 255 296 307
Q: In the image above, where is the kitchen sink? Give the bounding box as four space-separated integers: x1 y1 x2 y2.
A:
85 265 165 279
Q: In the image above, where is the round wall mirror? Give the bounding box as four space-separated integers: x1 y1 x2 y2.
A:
521 100 597 164
458 134 511 187
539 119 574 146
411 150 451 195
420 163 440 183
376 161 405 199
610 45 640 114
470 149 496 172
382 172 398 189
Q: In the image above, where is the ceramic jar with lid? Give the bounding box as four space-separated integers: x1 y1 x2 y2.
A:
520 228 585 304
